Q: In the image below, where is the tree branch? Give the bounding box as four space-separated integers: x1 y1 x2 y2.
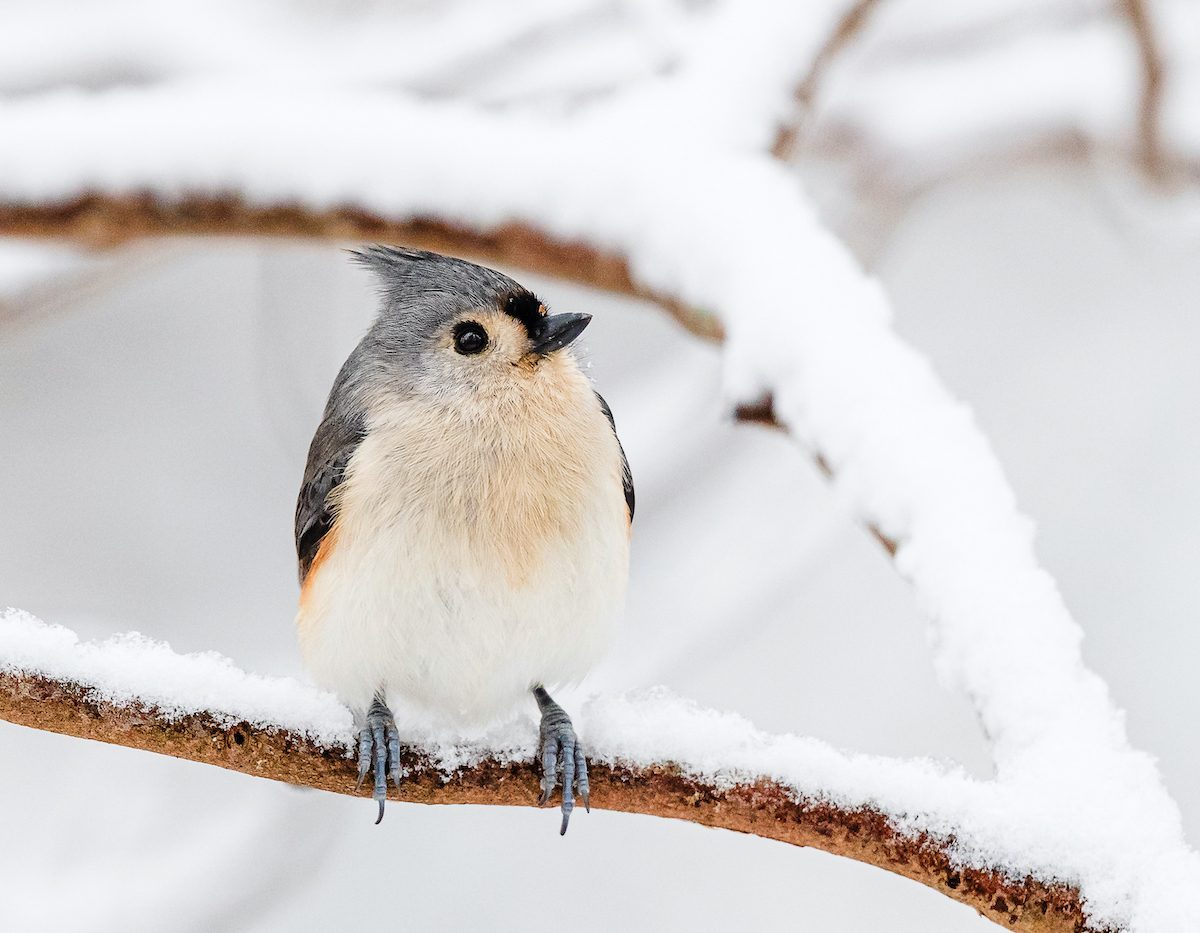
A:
0 192 1131 930
0 194 724 342
1118 0 1166 180
0 667 1090 932
771 0 883 160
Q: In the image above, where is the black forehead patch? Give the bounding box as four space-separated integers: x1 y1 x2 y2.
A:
503 291 546 336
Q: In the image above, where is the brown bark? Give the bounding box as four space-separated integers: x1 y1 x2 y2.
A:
0 194 724 342
1119 0 1166 180
0 669 1093 932
771 0 883 160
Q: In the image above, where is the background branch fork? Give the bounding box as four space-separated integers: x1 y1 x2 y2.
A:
0 669 1090 933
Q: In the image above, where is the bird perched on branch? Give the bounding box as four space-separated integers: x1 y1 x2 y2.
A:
294 246 633 833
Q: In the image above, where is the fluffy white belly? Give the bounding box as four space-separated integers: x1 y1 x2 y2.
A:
297 398 630 723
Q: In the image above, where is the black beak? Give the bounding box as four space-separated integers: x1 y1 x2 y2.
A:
529 312 592 356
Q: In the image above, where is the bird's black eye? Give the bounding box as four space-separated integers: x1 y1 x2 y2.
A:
452 321 489 355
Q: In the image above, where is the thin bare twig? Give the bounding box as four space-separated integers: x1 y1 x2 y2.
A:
1118 0 1166 180
772 0 883 161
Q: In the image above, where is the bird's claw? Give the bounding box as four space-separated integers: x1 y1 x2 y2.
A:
537 700 589 835
356 697 403 824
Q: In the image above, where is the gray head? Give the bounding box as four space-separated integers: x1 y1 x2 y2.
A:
350 246 591 402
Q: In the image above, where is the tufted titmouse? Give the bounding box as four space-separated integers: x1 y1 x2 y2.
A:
295 246 634 832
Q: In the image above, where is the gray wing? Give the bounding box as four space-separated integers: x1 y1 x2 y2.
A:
295 408 366 584
595 391 634 523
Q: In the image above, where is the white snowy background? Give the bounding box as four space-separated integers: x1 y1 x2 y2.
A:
2 1 1199 931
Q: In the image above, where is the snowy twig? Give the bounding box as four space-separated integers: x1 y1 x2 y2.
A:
2 78 1197 928
0 623 1089 933
4 167 1199 927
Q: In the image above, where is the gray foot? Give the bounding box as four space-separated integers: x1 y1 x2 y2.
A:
356 695 403 824
533 686 590 835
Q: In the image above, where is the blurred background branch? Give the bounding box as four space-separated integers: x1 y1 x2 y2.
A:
1120 0 1167 177
772 0 883 160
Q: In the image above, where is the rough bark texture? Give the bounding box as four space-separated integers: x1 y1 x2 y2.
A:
0 669 1093 932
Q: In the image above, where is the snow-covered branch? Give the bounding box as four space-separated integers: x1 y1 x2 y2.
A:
0 611 1088 932
2 9 1199 926
2 149 1198 926
0 190 723 341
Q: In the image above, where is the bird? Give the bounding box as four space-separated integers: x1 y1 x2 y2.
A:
294 246 634 833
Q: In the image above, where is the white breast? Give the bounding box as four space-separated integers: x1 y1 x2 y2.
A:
296 363 630 723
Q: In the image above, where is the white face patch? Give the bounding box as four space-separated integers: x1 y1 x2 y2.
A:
423 309 546 400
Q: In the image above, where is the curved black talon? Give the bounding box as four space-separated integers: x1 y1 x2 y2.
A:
356 694 404 823
533 686 590 834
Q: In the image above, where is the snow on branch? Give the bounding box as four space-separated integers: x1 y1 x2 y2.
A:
2 175 1197 929
0 611 1088 932
1 23 1198 932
